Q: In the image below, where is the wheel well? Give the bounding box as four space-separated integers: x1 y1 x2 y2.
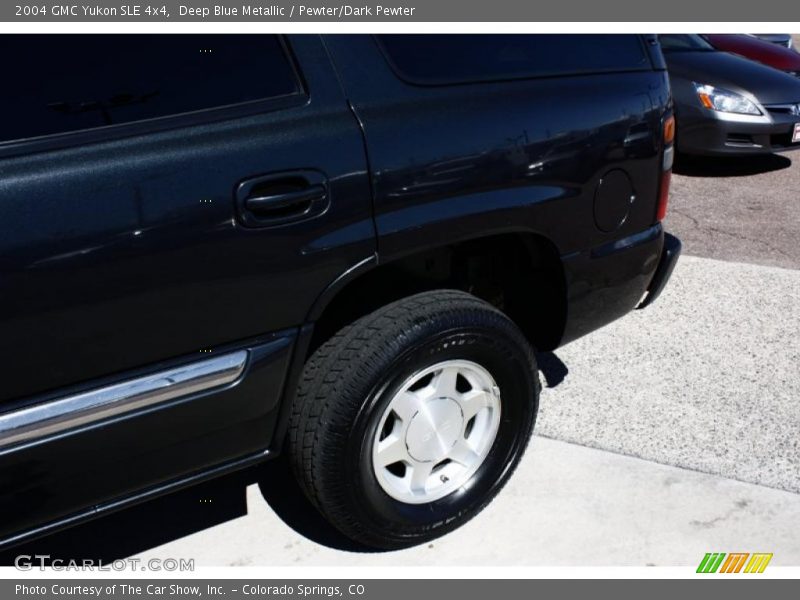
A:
309 233 566 357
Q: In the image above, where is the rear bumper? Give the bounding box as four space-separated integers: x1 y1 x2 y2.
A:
558 224 681 347
637 232 682 309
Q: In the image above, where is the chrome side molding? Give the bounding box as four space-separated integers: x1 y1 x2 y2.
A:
0 350 248 450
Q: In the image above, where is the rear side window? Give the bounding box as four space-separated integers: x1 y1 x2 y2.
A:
0 35 300 144
377 35 650 85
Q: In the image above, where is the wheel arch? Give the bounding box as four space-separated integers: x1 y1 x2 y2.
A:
305 231 567 359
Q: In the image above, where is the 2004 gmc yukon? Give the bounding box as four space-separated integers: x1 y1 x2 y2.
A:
0 34 680 550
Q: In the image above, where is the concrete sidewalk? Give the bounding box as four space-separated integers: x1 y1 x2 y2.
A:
537 255 800 494
135 435 800 566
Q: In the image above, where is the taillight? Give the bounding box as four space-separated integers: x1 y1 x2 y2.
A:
663 115 675 145
656 115 675 222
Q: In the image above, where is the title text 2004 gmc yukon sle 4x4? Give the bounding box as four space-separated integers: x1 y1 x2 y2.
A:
0 34 680 550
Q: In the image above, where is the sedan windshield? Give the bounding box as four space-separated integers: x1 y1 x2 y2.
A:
658 34 716 52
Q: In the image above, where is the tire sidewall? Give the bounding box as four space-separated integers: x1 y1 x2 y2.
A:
345 323 538 543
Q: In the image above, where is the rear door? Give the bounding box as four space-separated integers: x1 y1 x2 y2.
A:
0 34 375 405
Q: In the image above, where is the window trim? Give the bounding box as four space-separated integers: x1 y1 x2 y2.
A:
0 35 307 159
373 35 653 88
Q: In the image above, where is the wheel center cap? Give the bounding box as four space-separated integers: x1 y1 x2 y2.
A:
405 397 464 463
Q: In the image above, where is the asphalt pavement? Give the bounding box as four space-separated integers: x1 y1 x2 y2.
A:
670 154 800 270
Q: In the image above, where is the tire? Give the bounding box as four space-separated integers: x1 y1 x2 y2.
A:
287 290 540 550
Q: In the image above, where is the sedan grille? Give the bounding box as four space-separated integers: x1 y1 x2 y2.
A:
765 103 800 117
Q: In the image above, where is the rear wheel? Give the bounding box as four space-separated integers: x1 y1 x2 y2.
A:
287 290 539 549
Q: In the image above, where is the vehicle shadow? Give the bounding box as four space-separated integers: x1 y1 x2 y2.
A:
537 351 569 388
0 457 376 565
0 471 253 566
255 456 378 553
673 153 792 177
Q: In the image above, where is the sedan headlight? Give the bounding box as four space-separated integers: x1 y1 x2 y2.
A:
694 83 762 115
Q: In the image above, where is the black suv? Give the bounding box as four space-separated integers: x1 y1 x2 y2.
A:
0 34 679 551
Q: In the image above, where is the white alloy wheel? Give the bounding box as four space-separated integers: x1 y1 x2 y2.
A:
371 359 501 504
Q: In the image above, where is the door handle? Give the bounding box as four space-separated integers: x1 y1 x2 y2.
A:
235 171 328 228
245 185 325 216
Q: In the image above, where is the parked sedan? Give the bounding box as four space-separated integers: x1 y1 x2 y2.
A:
660 34 800 156
705 34 800 76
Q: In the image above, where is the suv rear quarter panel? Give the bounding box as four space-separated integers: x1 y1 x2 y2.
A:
324 35 671 344
326 36 668 255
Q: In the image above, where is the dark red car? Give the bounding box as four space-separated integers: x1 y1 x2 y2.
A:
705 34 800 75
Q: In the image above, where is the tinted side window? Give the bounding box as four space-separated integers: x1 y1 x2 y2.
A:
377 35 650 85
1 35 300 143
